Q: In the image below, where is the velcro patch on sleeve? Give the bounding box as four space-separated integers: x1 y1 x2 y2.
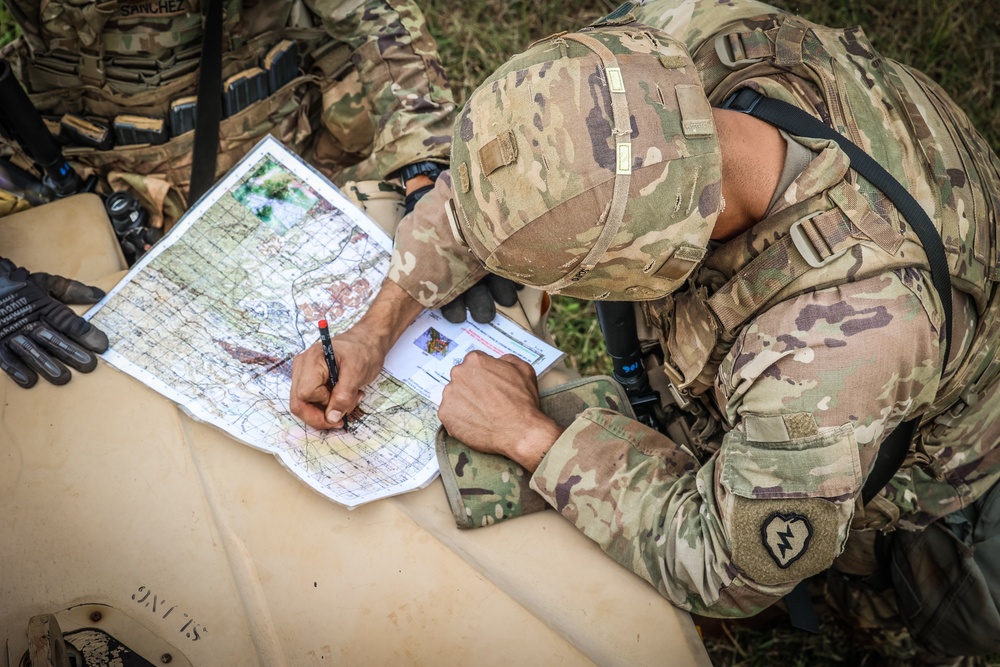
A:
730 496 840 585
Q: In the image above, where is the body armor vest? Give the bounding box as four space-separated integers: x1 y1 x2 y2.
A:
0 0 352 226
3 0 349 113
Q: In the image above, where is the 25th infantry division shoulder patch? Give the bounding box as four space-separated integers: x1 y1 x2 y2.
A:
730 497 842 585
761 512 812 567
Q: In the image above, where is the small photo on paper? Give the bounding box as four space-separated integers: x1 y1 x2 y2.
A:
414 327 455 359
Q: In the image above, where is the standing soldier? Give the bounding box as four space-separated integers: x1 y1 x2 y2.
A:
290 0 1000 662
0 0 455 229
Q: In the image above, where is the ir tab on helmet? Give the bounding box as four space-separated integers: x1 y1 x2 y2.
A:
606 67 626 93
616 144 632 175
478 131 518 176
676 85 715 137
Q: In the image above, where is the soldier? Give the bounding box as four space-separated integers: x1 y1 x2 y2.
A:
0 0 456 225
294 0 998 661
0 0 457 389
1 0 459 225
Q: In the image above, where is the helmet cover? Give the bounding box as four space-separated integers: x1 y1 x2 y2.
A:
449 24 723 300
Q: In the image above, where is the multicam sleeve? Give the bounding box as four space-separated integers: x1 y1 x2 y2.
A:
530 271 943 616
304 0 456 176
388 171 486 308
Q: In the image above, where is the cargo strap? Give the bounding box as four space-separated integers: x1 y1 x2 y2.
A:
189 0 224 204
722 86 954 634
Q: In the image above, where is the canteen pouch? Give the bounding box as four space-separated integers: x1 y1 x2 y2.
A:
436 375 635 529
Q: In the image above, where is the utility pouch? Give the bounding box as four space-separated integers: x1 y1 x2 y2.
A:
878 478 1000 657
264 40 299 94
436 375 635 529
222 67 269 117
169 97 197 137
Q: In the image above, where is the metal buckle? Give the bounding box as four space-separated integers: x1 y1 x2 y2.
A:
667 380 696 413
789 216 847 268
720 88 762 114
445 198 469 248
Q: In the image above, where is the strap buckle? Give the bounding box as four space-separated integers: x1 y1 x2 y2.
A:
79 48 105 87
789 215 847 268
714 33 765 68
720 88 763 114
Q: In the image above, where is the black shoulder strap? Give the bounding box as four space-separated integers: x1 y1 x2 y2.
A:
188 0 224 204
722 88 953 504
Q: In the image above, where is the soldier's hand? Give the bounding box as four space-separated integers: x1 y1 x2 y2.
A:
439 351 563 472
439 274 520 324
289 324 383 430
0 257 109 388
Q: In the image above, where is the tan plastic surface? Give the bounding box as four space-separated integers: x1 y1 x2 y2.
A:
0 197 710 666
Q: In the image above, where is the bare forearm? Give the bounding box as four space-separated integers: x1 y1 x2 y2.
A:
359 278 425 355
438 352 565 472
290 279 424 430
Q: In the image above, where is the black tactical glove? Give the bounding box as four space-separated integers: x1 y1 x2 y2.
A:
439 274 520 324
0 258 109 388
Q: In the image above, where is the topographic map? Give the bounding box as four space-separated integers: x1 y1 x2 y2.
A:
87 137 561 508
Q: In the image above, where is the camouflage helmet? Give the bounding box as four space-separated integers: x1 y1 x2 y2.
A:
448 23 723 300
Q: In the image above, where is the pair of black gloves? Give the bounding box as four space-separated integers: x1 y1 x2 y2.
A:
0 257 109 388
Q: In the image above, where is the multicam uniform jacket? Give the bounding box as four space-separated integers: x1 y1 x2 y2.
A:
0 0 454 226
389 0 1000 617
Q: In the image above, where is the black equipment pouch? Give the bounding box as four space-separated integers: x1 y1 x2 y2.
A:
264 40 299 93
878 479 1000 657
169 96 198 137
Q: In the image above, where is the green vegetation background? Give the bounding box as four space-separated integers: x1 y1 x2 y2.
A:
1 2 997 664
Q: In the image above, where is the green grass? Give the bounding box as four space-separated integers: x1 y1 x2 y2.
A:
2 2 998 663
0 5 16 46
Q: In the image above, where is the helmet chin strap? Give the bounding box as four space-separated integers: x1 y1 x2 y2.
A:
534 32 632 294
